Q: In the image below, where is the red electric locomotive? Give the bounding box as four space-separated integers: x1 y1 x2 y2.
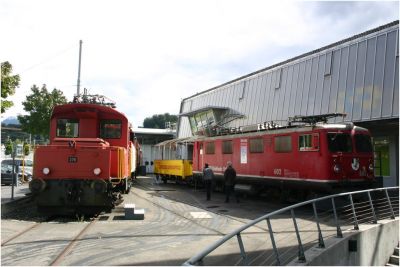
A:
191 114 375 197
29 95 140 213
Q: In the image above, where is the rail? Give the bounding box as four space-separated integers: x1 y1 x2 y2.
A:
182 187 399 266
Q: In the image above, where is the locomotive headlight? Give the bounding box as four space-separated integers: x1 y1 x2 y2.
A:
93 168 102 176
368 163 374 172
333 164 341 173
42 167 50 175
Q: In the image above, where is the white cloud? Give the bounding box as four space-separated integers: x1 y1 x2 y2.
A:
1 0 398 127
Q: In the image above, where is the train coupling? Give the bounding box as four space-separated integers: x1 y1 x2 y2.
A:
29 178 46 194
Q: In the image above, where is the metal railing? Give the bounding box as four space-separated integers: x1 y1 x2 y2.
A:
182 187 399 266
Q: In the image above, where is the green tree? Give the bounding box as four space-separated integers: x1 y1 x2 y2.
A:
23 143 30 156
5 139 13 155
143 113 178 129
1 61 20 113
18 84 67 138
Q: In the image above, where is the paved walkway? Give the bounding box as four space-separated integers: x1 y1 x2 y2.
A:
1 183 30 204
1 152 33 204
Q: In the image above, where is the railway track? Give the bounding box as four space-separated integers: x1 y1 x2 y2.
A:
131 178 292 236
131 185 225 236
132 178 396 266
49 217 97 266
2 211 99 266
1 215 55 246
4 177 387 266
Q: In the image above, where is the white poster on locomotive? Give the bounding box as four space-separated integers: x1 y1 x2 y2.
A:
240 139 247 164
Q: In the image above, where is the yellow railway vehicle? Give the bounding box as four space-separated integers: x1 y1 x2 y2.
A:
154 159 192 183
153 137 194 184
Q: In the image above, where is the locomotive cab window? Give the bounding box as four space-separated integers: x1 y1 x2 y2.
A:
355 134 373 153
100 120 122 139
327 133 352 152
57 119 79 137
274 136 292 153
250 138 264 153
299 134 319 151
222 140 233 154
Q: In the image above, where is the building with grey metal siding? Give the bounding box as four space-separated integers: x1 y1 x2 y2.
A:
177 21 399 186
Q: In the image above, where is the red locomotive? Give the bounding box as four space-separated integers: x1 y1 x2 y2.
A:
191 114 376 197
29 95 141 213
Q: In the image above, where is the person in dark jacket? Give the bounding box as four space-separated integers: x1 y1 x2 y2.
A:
224 161 238 203
203 163 214 201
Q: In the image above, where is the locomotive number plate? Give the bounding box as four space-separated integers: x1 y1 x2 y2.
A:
68 156 78 163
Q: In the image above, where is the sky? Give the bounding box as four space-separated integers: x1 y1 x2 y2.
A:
1 0 399 128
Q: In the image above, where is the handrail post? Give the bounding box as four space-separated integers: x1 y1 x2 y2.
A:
266 218 281 265
291 209 306 262
385 189 395 219
312 202 325 248
236 233 248 265
349 194 359 230
367 191 377 223
331 197 343 238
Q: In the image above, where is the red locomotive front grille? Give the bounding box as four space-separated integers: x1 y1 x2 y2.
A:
34 145 111 180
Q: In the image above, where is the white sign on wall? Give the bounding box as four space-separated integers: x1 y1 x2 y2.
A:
240 139 247 164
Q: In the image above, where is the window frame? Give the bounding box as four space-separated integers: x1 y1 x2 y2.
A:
298 133 320 152
354 134 373 153
100 119 122 139
56 119 79 138
327 132 353 153
274 135 292 153
249 138 264 153
222 140 233 154
205 142 215 154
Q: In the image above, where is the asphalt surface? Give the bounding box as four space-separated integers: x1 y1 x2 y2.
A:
1 183 30 204
1 176 341 266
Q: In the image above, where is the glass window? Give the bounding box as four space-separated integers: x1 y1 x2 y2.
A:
355 134 373 153
100 120 122 139
191 110 218 136
327 133 352 152
57 119 79 137
299 134 319 151
205 142 215 154
374 138 390 176
24 160 33 167
274 136 292 153
250 138 264 153
189 116 197 135
222 140 233 154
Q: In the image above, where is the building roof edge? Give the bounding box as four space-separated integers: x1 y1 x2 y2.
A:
181 20 399 102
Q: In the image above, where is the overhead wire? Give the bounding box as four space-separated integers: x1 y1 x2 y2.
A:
17 43 76 75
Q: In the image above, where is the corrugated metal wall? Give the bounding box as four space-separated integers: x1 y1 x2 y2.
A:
178 22 399 138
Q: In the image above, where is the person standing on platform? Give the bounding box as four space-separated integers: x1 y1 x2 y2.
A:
224 161 239 203
203 163 214 201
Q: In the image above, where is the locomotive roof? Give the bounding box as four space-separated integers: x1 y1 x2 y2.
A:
51 103 128 121
191 123 369 141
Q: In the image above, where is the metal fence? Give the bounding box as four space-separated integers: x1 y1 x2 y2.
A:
183 187 399 266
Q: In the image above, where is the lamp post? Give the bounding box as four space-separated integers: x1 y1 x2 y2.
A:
10 142 23 200
11 143 16 200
